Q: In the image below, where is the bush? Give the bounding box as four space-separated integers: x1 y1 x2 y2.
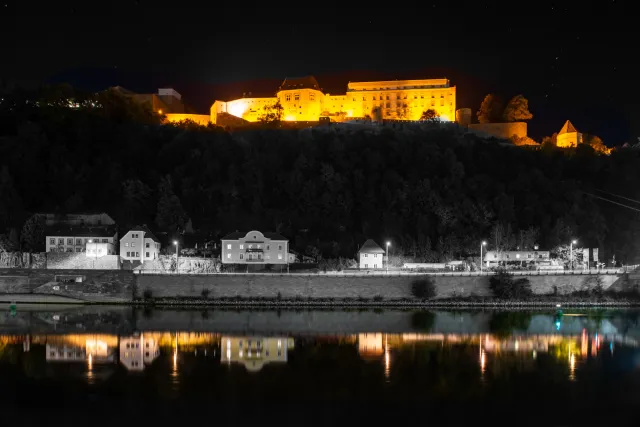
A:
591 276 605 299
489 268 532 299
410 278 436 299
142 289 153 300
201 288 211 299
373 295 384 302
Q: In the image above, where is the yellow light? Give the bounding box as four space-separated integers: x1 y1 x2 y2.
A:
228 100 249 118
158 109 163 115
440 114 450 122
284 115 296 122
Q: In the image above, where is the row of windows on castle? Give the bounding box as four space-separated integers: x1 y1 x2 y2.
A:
49 237 111 252
282 93 450 102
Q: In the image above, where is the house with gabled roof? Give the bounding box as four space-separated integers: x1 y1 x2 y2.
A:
557 120 583 148
120 225 161 263
358 239 386 269
221 230 289 265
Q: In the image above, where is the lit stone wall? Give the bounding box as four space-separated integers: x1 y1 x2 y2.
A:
557 132 583 148
165 114 212 126
46 252 120 270
468 122 528 139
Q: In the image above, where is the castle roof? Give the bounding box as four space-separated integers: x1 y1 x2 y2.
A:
279 76 321 91
358 239 386 254
559 120 578 134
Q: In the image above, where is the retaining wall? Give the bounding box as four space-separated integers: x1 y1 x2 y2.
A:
135 273 621 299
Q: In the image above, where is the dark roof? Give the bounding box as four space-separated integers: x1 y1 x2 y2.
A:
559 120 578 134
222 231 288 241
358 239 385 254
279 76 321 91
45 225 117 238
123 225 160 243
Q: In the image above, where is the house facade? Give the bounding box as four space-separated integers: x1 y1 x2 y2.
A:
119 334 160 372
119 225 161 262
220 336 295 372
358 239 386 269
45 225 117 253
483 250 551 267
221 230 289 264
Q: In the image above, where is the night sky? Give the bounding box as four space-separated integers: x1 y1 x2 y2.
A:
2 1 638 144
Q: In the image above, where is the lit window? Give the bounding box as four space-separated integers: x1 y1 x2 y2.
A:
239 244 244 249
294 93 299 101
278 254 282 260
227 253 231 259
125 243 129 247
227 244 231 249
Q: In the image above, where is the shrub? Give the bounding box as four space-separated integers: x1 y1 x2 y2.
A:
373 295 384 302
591 276 605 299
489 268 532 299
142 289 153 300
410 278 436 299
201 288 211 299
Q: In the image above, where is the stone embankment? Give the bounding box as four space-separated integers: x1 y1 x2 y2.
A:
0 268 636 304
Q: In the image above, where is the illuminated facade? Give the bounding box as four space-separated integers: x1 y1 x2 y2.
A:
119 334 160 371
557 120 583 148
358 239 385 269
221 230 289 265
221 336 295 372
211 76 456 124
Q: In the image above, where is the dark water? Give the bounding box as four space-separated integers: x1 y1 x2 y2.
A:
1 306 640 426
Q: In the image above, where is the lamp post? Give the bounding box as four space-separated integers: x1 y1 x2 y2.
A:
570 239 577 271
480 241 487 273
88 239 96 269
173 240 179 274
386 241 391 273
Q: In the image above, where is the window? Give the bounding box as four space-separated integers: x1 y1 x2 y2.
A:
75 248 81 252
373 96 377 100
374 254 377 258
227 244 231 249
285 94 291 101
310 93 315 101
131 243 135 247
386 95 389 100
240 254 244 260
67 238 73 245
146 252 150 258
365 264 368 268
278 254 282 260
146 243 150 248
267 245 270 250
364 254 367 258
76 239 81 245
294 93 300 101
50 238 55 244
66 248 73 252
125 242 129 247
126 252 130 257
240 244 244 249
102 239 107 243
227 253 231 259
135 252 139 257
278 244 282 250
58 238 64 245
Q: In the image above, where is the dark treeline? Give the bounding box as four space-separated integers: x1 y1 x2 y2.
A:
0 84 639 263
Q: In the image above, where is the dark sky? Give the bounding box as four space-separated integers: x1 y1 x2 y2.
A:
2 0 638 143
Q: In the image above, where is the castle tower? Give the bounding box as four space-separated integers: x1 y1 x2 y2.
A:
557 120 583 148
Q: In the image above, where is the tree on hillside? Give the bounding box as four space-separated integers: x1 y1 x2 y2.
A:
477 94 504 123
420 108 440 122
0 166 22 232
541 133 558 146
155 175 190 233
502 95 533 122
20 214 45 252
583 134 611 155
258 100 284 124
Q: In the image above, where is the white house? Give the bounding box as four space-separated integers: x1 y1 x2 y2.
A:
358 239 385 269
221 230 289 265
120 225 161 262
119 334 160 372
45 225 117 253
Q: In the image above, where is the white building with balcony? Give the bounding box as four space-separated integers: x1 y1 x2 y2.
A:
483 250 551 267
119 225 161 262
221 230 289 265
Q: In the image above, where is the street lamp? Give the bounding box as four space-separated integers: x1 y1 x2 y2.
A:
88 239 97 269
480 241 487 273
173 240 179 274
570 239 577 271
385 241 391 273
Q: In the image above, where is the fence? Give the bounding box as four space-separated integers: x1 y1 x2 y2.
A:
133 267 629 277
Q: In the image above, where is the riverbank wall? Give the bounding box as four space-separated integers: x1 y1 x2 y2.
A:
0 269 635 303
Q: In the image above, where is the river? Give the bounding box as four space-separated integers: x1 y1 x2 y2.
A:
1 305 639 426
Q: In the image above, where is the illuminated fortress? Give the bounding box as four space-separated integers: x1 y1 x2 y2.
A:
210 76 456 124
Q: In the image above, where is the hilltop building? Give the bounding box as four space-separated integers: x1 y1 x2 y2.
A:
211 76 456 124
111 86 211 126
557 120 583 148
